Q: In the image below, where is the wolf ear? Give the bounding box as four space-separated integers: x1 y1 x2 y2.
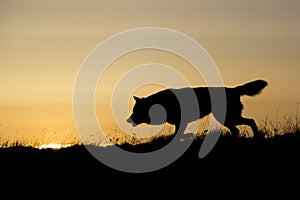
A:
133 96 141 101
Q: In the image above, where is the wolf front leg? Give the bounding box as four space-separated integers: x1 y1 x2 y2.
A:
174 121 188 136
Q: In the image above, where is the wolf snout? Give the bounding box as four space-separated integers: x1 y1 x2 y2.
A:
126 117 137 127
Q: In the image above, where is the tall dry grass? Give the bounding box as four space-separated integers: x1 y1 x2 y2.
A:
1 102 299 148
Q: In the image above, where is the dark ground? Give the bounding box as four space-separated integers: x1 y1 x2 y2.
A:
1 132 299 197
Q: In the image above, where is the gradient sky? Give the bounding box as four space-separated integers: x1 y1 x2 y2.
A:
0 0 299 146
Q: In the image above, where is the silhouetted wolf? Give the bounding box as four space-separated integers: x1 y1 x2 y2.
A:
127 79 268 137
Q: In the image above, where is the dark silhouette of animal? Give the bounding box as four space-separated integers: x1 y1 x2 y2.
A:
127 79 268 137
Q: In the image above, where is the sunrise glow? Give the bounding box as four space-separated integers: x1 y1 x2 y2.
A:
38 143 71 150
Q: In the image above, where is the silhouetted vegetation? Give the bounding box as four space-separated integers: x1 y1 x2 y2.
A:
1 110 299 192
0 130 298 200
1 130 299 174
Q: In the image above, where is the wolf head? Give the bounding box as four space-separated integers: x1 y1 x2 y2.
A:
127 96 167 127
127 96 151 126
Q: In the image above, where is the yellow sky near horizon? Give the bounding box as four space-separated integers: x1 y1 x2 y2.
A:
0 0 300 146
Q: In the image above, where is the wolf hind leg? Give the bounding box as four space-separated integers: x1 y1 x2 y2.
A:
237 117 260 138
213 114 240 136
226 125 240 136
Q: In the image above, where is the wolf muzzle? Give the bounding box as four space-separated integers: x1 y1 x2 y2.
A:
126 117 137 127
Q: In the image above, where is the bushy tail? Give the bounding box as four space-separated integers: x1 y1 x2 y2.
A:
235 79 268 96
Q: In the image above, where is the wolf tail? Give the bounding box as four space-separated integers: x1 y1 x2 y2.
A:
235 79 268 96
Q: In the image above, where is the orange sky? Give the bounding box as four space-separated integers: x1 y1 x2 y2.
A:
0 0 299 146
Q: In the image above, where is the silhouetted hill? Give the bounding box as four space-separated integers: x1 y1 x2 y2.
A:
1 132 299 195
